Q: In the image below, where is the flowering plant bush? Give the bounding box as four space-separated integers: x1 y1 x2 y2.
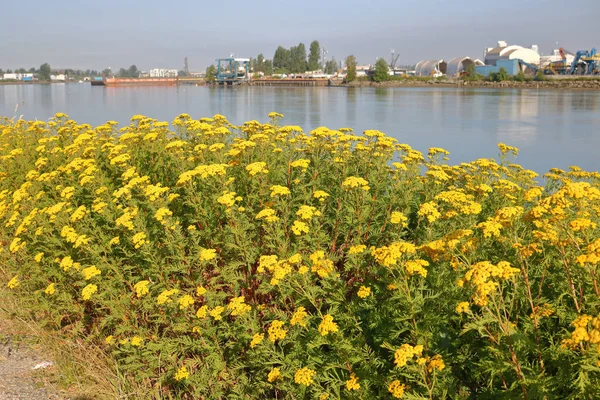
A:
1 112 600 399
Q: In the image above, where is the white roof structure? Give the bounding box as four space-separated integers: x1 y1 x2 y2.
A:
445 57 485 77
484 42 540 66
415 60 447 76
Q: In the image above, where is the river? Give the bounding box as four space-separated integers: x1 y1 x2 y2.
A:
1 83 599 173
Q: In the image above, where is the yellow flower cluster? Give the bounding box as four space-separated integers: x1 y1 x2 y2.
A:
342 176 370 191
268 320 287 342
394 344 424 368
318 314 339 336
462 261 520 306
294 367 316 386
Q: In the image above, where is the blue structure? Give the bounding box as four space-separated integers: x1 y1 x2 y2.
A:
475 59 520 77
569 48 598 75
215 58 250 85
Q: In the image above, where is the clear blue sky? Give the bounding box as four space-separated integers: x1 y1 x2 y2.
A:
1 0 598 71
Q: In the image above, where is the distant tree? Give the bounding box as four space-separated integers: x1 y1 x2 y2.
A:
289 42 307 73
178 70 190 77
127 65 139 78
102 68 111 77
273 46 291 72
39 63 51 80
118 68 127 77
256 53 265 72
308 41 321 71
324 59 337 75
6 69 13 74
29 67 36 73
263 60 273 76
465 64 475 76
16 68 26 73
373 58 389 82
0 68 3 75
513 70 526 82
346 55 357 82
205 65 217 83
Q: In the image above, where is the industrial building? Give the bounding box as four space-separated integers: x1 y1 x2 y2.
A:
2 73 34 80
149 69 178 78
483 41 540 66
415 60 447 77
445 57 484 77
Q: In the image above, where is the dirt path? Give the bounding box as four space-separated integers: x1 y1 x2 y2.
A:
0 333 63 400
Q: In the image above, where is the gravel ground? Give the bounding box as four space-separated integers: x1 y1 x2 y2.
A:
0 333 62 400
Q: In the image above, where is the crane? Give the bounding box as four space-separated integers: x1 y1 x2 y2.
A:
569 48 598 75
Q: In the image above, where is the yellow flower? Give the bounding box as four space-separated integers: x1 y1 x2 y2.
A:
456 301 470 313
81 284 98 300
256 208 279 223
268 320 287 342
217 191 237 207
313 190 330 201
131 336 143 347
196 305 208 318
319 394 330 400
196 286 207 296
81 266 102 280
109 236 120 246
132 232 148 249
318 315 339 336
357 286 371 299
427 355 445 372
134 280 150 297
44 283 56 295
9 237 25 253
270 185 291 197
290 307 309 327
291 220 309 235
250 333 264 348
178 295 195 310
290 159 310 169
7 276 19 289
105 335 114 345
210 306 225 320
342 176 370 191
174 366 189 381
246 161 269 176
192 326 201 333
154 207 173 222
294 367 316 386
345 373 360 391
394 344 423 368
390 211 408 226
200 248 217 261
157 289 179 305
298 265 309 274
267 367 281 382
348 245 366 255
296 205 319 220
388 380 406 398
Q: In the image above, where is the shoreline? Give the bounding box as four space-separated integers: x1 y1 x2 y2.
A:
345 78 600 90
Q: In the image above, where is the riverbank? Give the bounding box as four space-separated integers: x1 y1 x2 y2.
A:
345 77 600 89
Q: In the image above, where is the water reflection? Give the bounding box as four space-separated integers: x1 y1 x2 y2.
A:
0 84 599 173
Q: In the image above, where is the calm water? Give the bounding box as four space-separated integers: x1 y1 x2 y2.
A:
1 84 599 173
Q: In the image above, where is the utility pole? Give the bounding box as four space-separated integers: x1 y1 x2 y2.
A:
321 47 328 70
184 57 189 75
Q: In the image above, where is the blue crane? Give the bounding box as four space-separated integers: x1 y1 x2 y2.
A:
569 48 598 75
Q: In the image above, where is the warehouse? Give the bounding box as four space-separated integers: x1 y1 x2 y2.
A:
445 57 484 77
415 60 447 77
484 41 540 66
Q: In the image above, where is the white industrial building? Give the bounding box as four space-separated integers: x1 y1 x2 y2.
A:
149 69 178 78
2 73 34 80
50 74 66 81
445 57 485 77
415 60 447 77
484 41 540 66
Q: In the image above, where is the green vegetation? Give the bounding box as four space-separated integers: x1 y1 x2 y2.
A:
308 41 321 71
345 55 357 83
205 65 217 83
373 58 389 82
117 65 140 78
38 63 51 81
